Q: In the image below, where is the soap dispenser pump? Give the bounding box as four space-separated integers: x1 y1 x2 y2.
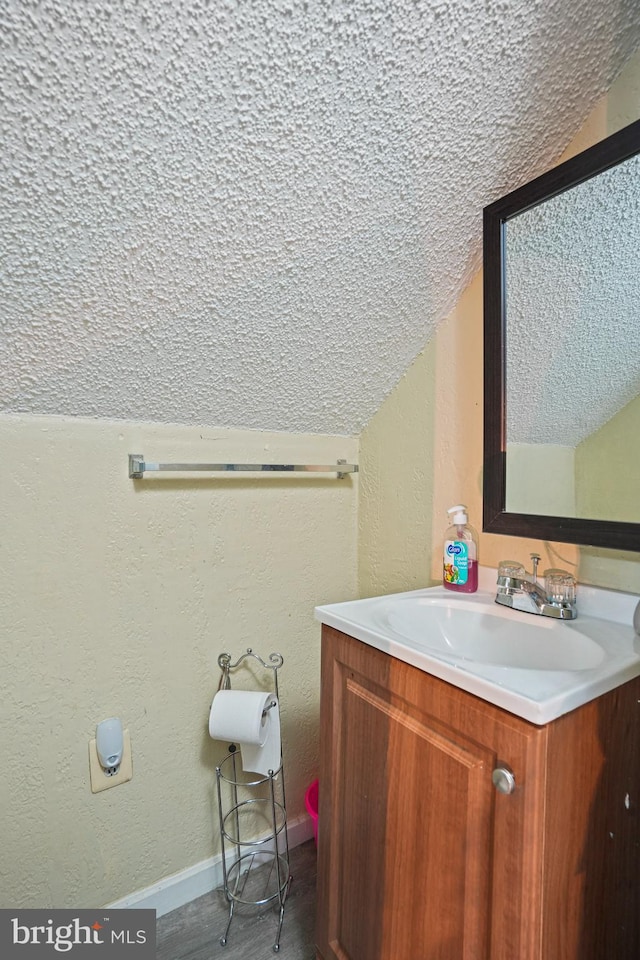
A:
443 504 478 593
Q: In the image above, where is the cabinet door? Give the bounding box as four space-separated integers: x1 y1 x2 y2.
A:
316 627 546 960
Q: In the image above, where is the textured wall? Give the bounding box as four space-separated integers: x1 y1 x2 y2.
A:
577 393 640 522
358 334 437 597
506 443 576 517
1 0 639 435
0 415 357 907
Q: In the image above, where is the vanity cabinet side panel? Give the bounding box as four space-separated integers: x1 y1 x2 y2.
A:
541 676 640 960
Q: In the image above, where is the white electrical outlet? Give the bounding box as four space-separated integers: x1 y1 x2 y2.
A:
89 729 133 793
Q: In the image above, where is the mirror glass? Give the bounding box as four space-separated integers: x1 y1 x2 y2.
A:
483 120 640 550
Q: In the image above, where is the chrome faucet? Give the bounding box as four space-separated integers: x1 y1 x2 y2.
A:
495 554 577 620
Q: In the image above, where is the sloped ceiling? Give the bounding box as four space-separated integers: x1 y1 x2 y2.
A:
1 0 639 437
507 153 640 447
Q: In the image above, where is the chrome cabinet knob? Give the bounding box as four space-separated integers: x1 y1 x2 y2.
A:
492 766 516 795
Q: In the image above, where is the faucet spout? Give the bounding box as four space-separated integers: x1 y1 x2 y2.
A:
521 578 550 611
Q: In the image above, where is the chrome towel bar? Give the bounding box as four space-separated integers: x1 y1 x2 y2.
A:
128 454 358 479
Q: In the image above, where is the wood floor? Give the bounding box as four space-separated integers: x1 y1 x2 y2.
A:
156 840 317 959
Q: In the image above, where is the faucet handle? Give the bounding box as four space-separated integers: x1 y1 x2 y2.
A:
498 560 526 579
544 568 576 606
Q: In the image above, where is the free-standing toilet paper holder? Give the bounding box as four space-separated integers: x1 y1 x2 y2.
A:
214 648 291 953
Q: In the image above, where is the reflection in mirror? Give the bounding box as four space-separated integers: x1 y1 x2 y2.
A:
505 153 640 523
483 118 640 551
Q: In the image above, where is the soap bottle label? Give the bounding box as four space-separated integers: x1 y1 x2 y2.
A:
444 540 469 585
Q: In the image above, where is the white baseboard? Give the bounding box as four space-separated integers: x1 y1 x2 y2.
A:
106 814 314 918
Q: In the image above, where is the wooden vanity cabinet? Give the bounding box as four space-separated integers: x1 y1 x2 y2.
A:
316 625 640 960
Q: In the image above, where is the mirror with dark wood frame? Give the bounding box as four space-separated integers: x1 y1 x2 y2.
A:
483 118 640 552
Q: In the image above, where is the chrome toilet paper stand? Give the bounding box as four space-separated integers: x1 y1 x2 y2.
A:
214 649 290 953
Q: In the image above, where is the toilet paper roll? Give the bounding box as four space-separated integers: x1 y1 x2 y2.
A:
209 690 281 776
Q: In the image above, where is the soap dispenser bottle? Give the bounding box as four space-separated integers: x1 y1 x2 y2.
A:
443 504 478 593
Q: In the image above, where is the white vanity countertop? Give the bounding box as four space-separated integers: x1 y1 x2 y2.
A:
315 567 640 725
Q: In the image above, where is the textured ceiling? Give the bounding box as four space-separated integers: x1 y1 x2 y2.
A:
507 153 640 447
2 0 639 436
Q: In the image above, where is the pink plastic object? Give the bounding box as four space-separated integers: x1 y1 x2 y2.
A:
305 779 319 845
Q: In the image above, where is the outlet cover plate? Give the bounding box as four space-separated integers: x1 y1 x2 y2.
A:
89 729 133 793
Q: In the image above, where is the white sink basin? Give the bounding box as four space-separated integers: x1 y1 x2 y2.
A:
377 595 604 671
315 577 640 725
